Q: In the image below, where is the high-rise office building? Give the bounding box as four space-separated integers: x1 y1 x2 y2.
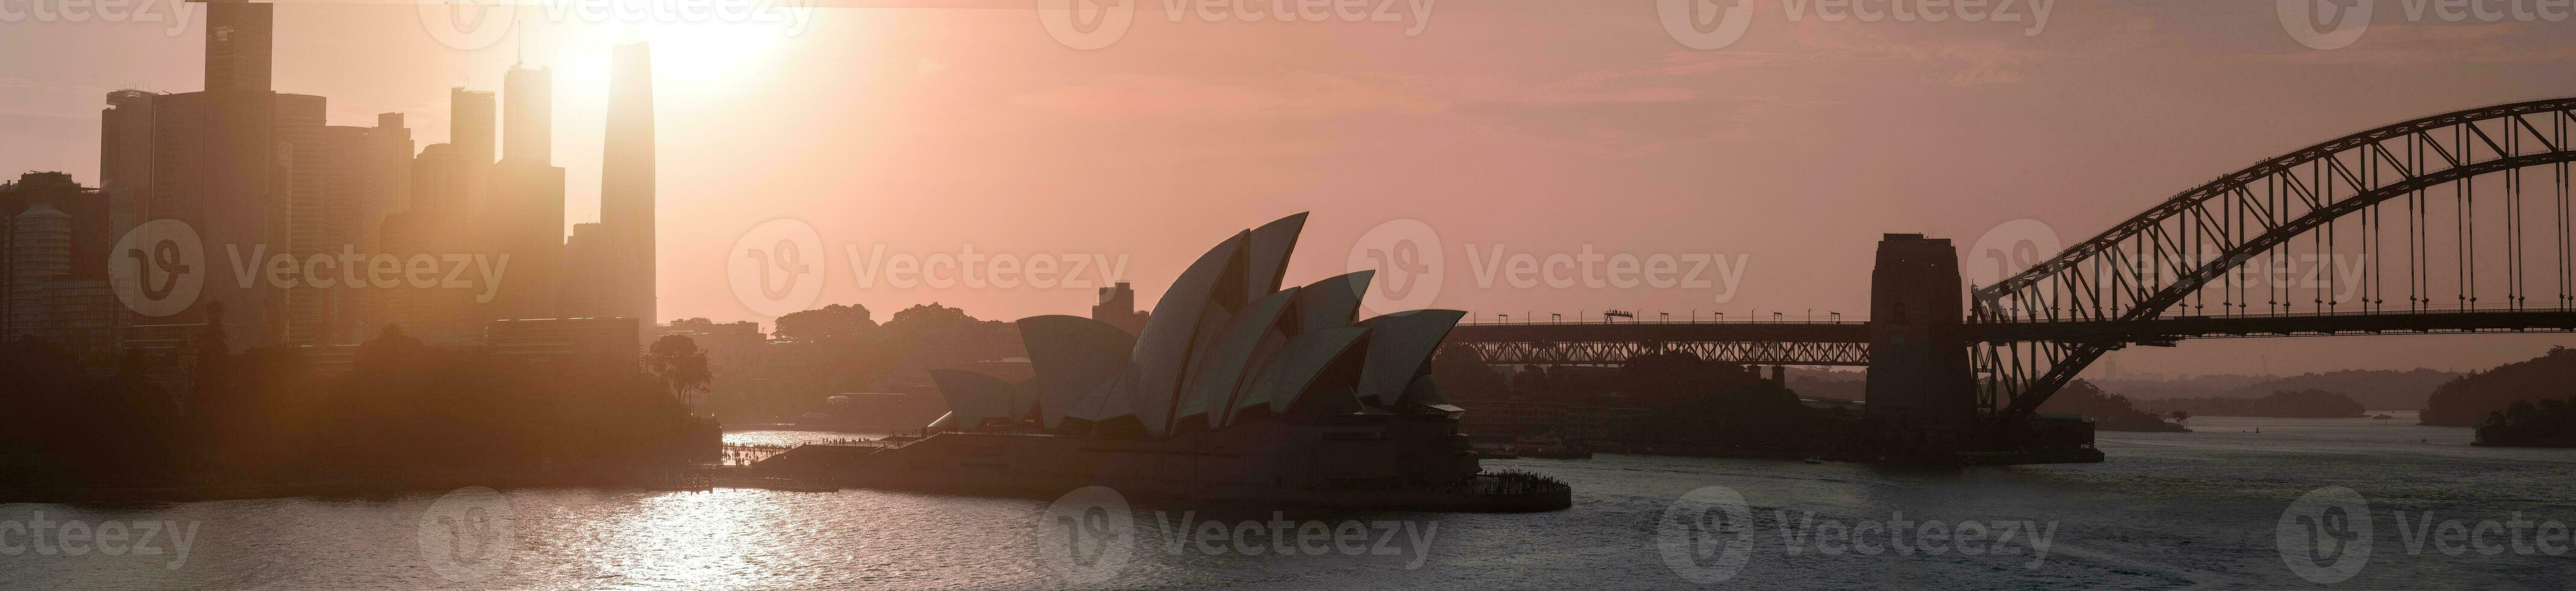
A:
99 89 156 239
600 43 657 336
484 65 566 321
559 221 611 316
376 140 477 346
202 1 272 93
1091 281 1149 335
275 123 395 345
502 66 551 166
410 143 461 216
271 94 328 345
1 173 119 362
450 87 496 213
140 0 307 348
369 113 413 232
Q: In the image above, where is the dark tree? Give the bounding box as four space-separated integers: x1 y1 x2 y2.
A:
645 335 713 401
774 303 876 340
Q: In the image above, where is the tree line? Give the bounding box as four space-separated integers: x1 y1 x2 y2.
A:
0 311 711 493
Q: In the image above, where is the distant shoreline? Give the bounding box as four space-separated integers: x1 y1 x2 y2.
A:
0 469 708 504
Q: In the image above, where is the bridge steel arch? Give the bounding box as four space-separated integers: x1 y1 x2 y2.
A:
1972 98 2576 429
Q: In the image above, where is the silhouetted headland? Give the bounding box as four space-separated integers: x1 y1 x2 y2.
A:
753 214 1573 512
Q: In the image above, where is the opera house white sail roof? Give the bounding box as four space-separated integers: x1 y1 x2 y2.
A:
928 213 1467 437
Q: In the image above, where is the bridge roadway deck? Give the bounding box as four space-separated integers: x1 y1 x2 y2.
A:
1446 321 1870 344
1444 310 2576 352
1961 310 2576 343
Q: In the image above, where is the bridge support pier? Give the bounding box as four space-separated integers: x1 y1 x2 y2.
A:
1863 234 1979 452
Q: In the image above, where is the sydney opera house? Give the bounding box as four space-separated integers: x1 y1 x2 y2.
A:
763 213 1571 511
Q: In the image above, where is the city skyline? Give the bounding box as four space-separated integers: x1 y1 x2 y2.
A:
4 2 2575 376
7 5 2576 589
2 1 665 373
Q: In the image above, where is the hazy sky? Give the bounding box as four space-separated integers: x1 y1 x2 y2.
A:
5 0 2574 376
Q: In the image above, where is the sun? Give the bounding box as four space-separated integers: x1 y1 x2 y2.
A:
540 16 798 98
627 19 795 84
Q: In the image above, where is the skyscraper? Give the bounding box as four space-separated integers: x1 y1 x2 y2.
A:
1 173 119 363
487 65 566 321
410 143 461 216
559 221 610 315
273 93 331 345
601 43 657 334
202 1 272 93
99 89 156 239
376 141 477 346
502 66 551 166
368 113 413 238
450 87 495 213
141 0 299 347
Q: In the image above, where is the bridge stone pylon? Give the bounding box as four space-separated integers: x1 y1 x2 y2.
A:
1863 234 1979 446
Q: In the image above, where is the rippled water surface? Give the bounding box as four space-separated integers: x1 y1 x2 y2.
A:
6 418 2572 589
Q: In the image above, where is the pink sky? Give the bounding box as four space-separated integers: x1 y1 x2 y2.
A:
4 1 2574 376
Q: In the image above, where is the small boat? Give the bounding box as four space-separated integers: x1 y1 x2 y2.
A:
1802 457 1825 464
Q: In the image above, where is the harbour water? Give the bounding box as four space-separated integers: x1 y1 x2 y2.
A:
5 416 2571 589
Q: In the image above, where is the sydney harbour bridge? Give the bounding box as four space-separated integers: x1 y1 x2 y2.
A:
1446 97 2576 443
